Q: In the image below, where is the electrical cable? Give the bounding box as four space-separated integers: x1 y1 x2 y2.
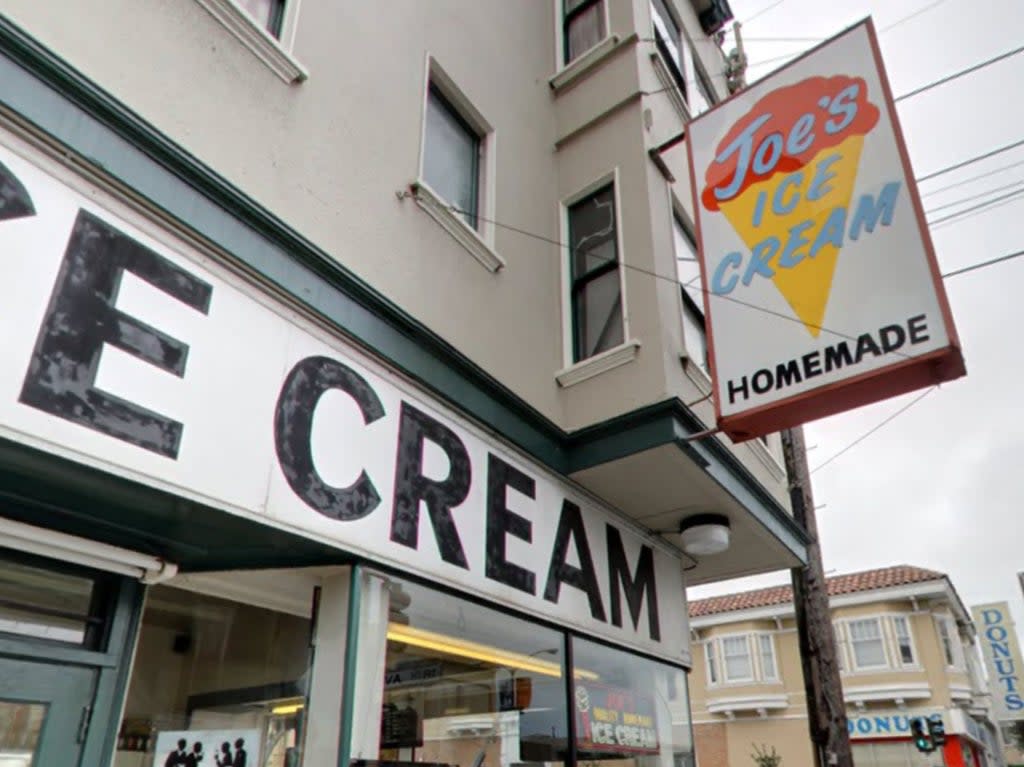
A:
894 42 1024 102
920 157 1024 198
924 177 1024 215
916 138 1024 183
941 248 1024 279
928 186 1024 227
745 0 788 24
809 387 937 474
880 0 951 33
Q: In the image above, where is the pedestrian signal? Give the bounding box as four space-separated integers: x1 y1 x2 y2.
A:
927 714 946 747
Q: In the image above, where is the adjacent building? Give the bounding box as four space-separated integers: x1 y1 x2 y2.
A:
689 565 1004 767
0 2 811 766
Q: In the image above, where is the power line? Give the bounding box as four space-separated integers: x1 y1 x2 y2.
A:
880 0 950 33
917 138 1024 182
894 42 1024 102
810 387 937 474
929 186 1024 227
924 177 1024 215
942 248 1024 279
745 0 788 23
920 157 1024 198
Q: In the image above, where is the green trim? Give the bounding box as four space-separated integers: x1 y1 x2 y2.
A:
83 578 145 767
0 16 807 565
338 565 362 767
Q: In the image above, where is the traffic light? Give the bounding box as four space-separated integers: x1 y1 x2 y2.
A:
927 714 947 747
910 717 934 753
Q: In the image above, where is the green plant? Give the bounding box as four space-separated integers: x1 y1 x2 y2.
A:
751 743 782 767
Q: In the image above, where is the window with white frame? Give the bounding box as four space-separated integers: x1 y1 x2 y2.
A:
847 618 887 669
236 0 286 37
563 0 606 64
758 634 778 680
568 184 623 361
892 616 916 666
833 622 846 671
423 83 483 230
672 215 708 373
705 638 718 684
649 0 715 116
721 635 753 682
936 615 963 668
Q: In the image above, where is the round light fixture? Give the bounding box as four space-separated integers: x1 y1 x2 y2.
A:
678 514 731 556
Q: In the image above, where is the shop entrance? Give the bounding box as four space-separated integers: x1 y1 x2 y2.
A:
0 656 96 766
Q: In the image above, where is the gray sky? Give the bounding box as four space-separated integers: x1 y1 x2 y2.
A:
687 0 1024 634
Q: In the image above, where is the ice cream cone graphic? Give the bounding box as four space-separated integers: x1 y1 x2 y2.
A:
701 76 880 337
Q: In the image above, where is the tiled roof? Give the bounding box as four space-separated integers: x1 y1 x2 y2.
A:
689 565 945 618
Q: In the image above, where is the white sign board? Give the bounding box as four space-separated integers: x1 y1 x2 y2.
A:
686 19 964 440
972 602 1024 721
153 729 261 767
0 132 686 663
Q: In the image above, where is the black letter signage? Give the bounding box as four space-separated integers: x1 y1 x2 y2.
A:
274 355 385 520
607 525 661 641
391 402 471 568
543 499 606 621
486 454 537 594
20 209 211 457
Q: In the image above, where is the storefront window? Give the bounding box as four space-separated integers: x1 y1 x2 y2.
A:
571 637 694 767
116 584 313 767
376 578 570 767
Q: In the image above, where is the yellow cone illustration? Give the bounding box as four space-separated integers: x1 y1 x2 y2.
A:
716 135 865 337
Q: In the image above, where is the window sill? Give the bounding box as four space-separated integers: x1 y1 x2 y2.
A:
550 35 623 94
650 51 691 123
410 181 505 273
556 340 641 388
195 0 308 84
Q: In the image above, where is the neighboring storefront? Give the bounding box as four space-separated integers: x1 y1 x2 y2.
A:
847 709 994 767
0 31 700 767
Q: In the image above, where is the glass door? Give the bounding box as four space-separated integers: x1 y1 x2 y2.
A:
0 656 96 766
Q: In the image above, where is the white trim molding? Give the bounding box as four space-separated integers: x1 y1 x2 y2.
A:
195 0 309 83
650 51 691 122
550 35 623 93
706 694 789 717
556 339 641 387
949 684 973 702
410 181 506 273
844 683 932 707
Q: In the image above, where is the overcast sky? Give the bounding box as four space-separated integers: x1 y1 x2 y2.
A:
687 0 1024 635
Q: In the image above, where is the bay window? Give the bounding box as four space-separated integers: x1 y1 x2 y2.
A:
848 618 887 669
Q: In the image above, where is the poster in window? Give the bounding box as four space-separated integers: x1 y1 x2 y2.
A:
574 682 659 756
153 729 261 767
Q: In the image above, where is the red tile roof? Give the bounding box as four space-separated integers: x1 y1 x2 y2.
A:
689 565 945 618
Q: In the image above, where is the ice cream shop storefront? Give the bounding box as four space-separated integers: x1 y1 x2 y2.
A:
0 22 700 767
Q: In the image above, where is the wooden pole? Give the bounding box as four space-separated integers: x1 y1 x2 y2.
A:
782 426 853 767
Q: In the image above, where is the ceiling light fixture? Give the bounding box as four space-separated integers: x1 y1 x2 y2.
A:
678 514 731 556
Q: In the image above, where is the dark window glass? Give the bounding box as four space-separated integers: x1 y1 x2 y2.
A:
571 637 694 766
237 0 286 38
569 185 623 361
0 556 111 648
565 0 606 63
651 0 687 103
424 85 481 230
377 578 570 767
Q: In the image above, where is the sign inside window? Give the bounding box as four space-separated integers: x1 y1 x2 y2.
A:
574 683 659 755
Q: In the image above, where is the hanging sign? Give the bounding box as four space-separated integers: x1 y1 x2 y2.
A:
686 19 965 440
971 602 1024 721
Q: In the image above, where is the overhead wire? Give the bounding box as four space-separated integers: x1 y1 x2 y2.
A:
920 157 1024 198
929 186 1024 228
894 42 1024 102
924 177 1024 215
879 0 950 33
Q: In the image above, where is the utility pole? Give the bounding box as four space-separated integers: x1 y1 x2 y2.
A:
782 426 853 767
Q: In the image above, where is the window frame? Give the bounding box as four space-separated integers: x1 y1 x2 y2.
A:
890 615 918 667
672 213 709 374
935 614 964 669
561 172 628 365
423 83 482 230
649 0 688 103
562 0 609 65
845 617 890 671
719 633 754 684
194 0 307 83
756 633 778 682
705 637 718 684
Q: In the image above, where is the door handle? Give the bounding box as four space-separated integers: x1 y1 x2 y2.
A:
77 704 93 744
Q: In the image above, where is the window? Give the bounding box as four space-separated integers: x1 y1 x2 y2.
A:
892 616 916 665
758 634 777 680
563 0 606 64
568 184 623 361
236 0 286 37
572 637 694 766
936 615 963 668
673 216 708 373
650 0 687 102
833 623 846 672
424 84 482 230
705 639 718 684
847 618 887 669
721 636 752 682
